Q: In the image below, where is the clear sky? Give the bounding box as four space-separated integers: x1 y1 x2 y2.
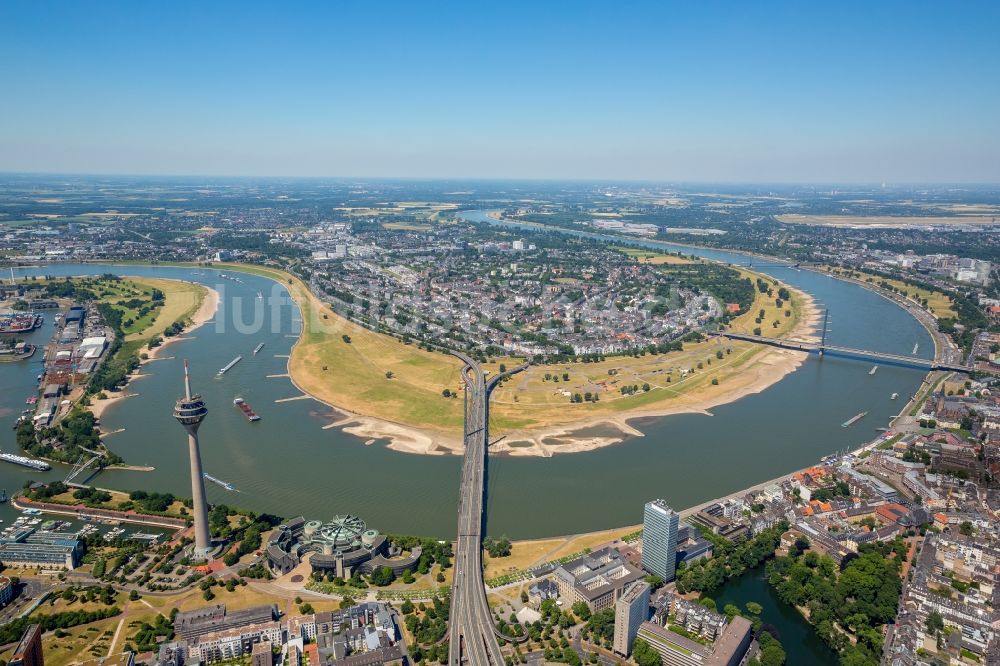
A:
1 1 998 182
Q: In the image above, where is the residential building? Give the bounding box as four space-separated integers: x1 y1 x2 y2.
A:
637 598 752 666
250 641 272 666
642 499 680 581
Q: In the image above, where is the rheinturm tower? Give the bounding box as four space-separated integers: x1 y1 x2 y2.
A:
173 360 213 558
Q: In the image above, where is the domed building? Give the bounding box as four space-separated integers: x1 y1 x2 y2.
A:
266 514 421 578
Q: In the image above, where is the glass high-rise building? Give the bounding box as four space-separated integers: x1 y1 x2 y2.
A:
642 499 679 582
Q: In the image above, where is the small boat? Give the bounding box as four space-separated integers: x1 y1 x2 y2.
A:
891 393 899 400
912 343 919 354
869 366 878 376
204 473 236 491
253 342 264 355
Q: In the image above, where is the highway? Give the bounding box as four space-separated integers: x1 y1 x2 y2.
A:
448 352 521 666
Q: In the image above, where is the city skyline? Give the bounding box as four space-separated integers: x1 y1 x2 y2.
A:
1 2 999 182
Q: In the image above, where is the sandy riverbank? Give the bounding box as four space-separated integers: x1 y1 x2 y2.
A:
320 288 821 457
89 283 219 422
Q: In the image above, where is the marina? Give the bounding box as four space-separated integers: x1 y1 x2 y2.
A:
217 355 242 376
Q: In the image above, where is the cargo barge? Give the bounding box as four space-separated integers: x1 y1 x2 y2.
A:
218 355 242 376
233 397 261 422
841 411 868 428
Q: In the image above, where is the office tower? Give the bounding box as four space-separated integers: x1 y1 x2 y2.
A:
613 580 651 656
642 499 679 582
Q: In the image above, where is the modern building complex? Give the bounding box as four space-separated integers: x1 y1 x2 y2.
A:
613 579 651 656
0 530 82 570
552 546 646 612
642 499 680 582
173 360 213 558
9 624 44 666
265 515 420 578
637 594 753 666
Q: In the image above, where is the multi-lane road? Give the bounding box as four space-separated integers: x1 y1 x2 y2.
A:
448 352 519 666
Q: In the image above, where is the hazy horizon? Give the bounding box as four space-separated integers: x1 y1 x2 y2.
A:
2 1 999 182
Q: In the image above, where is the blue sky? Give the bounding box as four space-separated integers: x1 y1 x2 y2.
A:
1 1 998 182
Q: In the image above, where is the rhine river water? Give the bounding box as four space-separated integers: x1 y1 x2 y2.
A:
0 217 932 544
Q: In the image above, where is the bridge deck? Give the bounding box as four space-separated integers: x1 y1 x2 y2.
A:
718 333 968 373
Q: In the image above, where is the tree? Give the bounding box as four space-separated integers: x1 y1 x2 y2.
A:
759 643 786 666
644 574 663 590
571 601 591 622
925 610 944 635
342 335 352 343
370 567 395 587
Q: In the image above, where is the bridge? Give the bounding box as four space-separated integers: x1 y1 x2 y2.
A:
64 454 103 484
717 332 970 373
448 352 525 666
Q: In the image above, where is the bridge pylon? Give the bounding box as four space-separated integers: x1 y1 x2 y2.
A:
819 309 830 356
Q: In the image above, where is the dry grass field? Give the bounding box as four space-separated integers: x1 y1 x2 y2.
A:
218 262 808 435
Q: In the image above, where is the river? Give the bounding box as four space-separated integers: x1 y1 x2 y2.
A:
712 565 838 665
0 218 932 539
